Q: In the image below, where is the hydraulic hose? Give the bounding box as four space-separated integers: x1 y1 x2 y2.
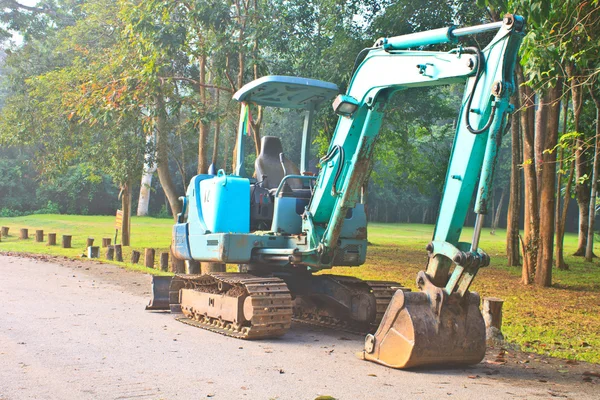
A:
320 145 345 197
463 47 497 134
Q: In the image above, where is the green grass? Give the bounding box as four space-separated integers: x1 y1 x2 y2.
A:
1 214 599 363
0 214 173 276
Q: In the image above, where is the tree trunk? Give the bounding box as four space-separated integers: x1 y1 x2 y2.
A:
137 134 156 216
535 83 561 287
568 63 590 256
121 182 131 246
534 95 548 199
155 93 182 218
585 87 600 261
517 65 538 284
211 89 221 168
507 108 522 267
198 54 210 175
491 189 505 235
556 159 575 269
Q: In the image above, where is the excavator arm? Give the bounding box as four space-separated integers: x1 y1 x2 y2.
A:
302 16 524 298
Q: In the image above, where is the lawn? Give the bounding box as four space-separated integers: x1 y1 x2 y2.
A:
1 214 599 364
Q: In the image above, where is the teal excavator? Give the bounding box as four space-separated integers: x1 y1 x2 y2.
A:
147 15 525 369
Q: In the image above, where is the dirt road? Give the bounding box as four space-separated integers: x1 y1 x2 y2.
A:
1 254 597 400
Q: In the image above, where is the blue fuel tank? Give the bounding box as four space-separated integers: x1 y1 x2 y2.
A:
199 170 250 233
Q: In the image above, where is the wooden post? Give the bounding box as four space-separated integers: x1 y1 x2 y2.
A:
62 235 72 248
160 252 169 272
106 245 115 261
131 250 141 264
483 297 504 343
35 230 44 242
144 248 155 269
170 247 185 274
201 262 226 274
47 233 57 246
88 246 100 258
186 260 200 274
87 238 94 247
19 228 29 239
102 237 111 248
1 226 8 237
114 244 123 262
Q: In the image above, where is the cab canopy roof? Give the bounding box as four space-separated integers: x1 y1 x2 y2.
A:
233 75 339 110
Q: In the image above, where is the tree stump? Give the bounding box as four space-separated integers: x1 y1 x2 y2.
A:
144 248 155 269
35 230 44 242
186 260 201 274
88 246 100 258
170 247 185 274
19 228 29 240
102 238 111 248
87 238 94 247
114 244 123 262
131 250 141 264
62 235 72 248
483 297 504 344
106 245 115 261
160 252 169 272
1 226 8 237
47 233 57 246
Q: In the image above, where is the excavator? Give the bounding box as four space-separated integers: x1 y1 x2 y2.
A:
147 15 525 369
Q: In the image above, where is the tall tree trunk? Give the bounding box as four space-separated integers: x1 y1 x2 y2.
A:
121 181 131 246
211 89 220 168
156 93 182 218
491 188 505 235
585 87 600 261
507 109 522 266
568 63 590 256
517 65 539 284
534 95 548 199
198 54 210 175
137 134 156 216
556 158 575 269
535 83 561 287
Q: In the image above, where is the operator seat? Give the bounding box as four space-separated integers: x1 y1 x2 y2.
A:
255 136 303 190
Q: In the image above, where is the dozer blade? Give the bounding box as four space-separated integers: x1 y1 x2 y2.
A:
145 275 173 310
360 271 485 369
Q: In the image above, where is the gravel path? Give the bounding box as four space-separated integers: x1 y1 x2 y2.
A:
1 254 598 400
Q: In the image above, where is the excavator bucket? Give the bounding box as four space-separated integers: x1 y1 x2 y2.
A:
145 276 173 311
361 271 485 369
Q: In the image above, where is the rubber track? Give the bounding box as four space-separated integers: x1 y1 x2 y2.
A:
176 273 293 339
292 276 408 335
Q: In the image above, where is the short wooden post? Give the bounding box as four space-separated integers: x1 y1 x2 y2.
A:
19 228 29 240
47 233 57 246
106 245 115 261
1 226 8 237
62 235 72 248
102 237 111 248
0 231 2 242
88 246 100 258
144 248 155 269
171 247 185 274
160 252 169 272
86 238 94 247
131 250 141 264
114 244 123 262
35 230 44 242
186 260 200 274
484 297 504 343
